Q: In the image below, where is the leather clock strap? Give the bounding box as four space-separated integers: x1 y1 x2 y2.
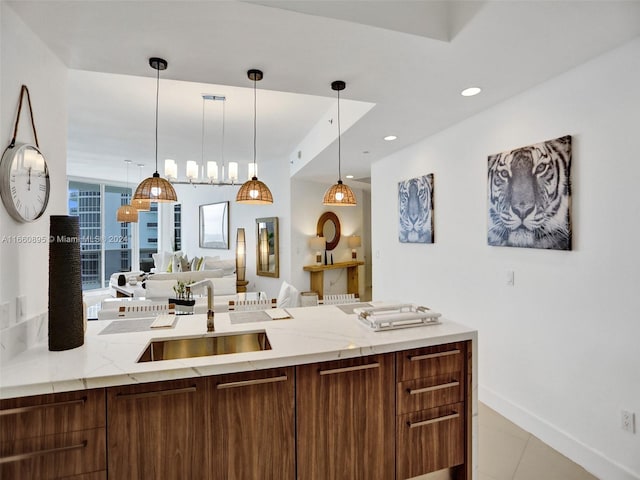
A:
10 85 40 149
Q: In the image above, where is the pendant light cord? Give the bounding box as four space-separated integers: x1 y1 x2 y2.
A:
201 97 205 170
253 75 257 178
337 88 342 181
154 65 160 173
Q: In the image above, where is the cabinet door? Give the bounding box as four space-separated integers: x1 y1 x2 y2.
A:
296 354 395 480
107 378 206 480
209 367 295 480
0 389 106 479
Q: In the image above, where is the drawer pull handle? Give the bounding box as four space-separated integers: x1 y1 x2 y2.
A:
0 440 87 464
408 412 459 429
217 375 288 389
0 397 87 417
319 363 380 376
409 349 460 362
116 385 197 399
408 380 459 395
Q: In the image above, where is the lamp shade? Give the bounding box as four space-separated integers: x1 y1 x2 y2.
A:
236 178 273 204
186 160 198 180
348 235 361 249
309 236 326 251
207 161 218 181
134 172 178 202
323 180 357 206
116 204 139 223
228 162 238 182
236 227 246 282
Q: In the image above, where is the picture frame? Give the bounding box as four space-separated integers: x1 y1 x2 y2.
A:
487 135 571 250
199 201 229 249
398 174 434 244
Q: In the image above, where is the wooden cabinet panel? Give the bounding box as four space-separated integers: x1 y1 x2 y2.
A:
209 367 295 480
0 427 105 480
296 354 395 480
397 342 464 382
106 378 207 480
396 403 464 479
0 389 105 442
397 373 463 415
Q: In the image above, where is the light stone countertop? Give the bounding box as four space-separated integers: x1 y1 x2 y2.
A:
0 304 477 400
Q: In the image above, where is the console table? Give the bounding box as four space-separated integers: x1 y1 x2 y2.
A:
303 261 364 299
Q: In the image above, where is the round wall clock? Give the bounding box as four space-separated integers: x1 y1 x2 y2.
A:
0 143 50 222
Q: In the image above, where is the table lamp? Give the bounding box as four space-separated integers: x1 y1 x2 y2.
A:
309 236 326 265
348 235 361 259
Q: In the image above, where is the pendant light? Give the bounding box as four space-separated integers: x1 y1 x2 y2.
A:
323 80 356 206
132 163 151 211
133 57 178 203
116 160 139 223
236 69 273 204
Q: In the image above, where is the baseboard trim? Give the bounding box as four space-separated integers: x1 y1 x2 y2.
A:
479 385 639 480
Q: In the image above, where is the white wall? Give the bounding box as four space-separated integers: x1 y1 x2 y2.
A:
0 4 67 342
169 156 291 299
290 179 365 297
372 37 640 479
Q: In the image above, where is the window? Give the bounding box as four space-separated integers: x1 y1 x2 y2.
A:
138 202 158 273
69 181 134 290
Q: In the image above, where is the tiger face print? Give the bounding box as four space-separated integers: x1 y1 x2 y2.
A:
488 135 571 250
399 174 433 243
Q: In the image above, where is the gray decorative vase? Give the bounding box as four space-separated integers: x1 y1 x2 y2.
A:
48 215 84 351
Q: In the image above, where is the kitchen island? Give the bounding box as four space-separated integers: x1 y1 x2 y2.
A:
0 304 477 479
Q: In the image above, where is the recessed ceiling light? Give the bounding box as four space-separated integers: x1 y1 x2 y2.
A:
461 87 482 97
346 175 354 179
384 135 397 141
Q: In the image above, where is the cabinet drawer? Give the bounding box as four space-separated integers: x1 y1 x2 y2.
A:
0 389 105 443
0 427 106 480
397 373 463 414
396 403 464 479
397 342 464 381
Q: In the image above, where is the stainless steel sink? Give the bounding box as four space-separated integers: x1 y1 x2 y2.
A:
137 331 271 362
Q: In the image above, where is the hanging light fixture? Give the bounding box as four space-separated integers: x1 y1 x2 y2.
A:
236 69 273 204
323 80 356 206
132 163 151 211
116 160 139 223
133 57 178 203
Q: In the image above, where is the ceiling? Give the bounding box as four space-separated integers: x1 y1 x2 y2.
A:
7 0 640 188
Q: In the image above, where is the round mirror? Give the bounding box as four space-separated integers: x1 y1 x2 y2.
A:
317 212 341 251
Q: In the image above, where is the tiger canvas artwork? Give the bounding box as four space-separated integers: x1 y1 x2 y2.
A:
487 135 572 250
399 174 434 244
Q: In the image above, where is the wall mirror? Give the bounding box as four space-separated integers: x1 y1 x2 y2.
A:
256 217 279 277
317 211 341 251
199 201 229 249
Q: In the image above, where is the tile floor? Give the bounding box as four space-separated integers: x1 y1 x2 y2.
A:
478 402 598 480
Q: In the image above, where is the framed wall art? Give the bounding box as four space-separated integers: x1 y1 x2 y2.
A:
398 173 434 244
199 201 229 249
487 135 572 250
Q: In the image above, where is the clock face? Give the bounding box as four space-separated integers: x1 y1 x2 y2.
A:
0 143 50 222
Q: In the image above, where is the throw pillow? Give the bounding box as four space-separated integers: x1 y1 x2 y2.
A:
179 255 190 272
277 281 300 308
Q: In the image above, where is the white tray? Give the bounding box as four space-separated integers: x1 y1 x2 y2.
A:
354 304 441 331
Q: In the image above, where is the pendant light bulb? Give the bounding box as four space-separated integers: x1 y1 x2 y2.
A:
236 69 273 205
323 80 356 206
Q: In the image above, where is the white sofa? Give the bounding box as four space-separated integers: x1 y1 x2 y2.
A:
99 270 238 319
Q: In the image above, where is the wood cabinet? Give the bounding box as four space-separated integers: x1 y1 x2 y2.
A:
0 389 106 479
106 369 295 480
296 353 395 480
106 378 207 479
396 341 471 480
209 367 295 479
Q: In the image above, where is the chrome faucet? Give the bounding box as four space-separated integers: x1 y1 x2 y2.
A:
186 279 215 332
